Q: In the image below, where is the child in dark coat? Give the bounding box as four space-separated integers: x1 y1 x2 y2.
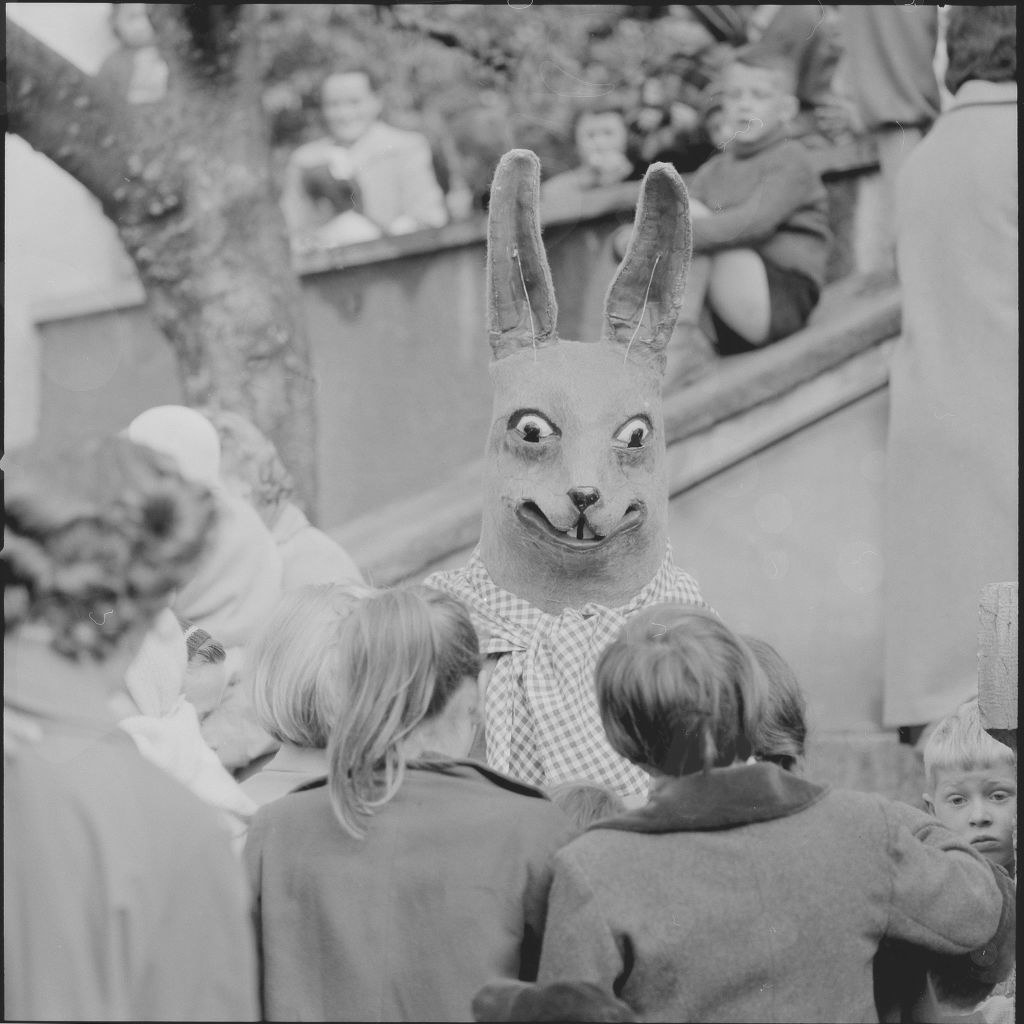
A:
244 585 576 1022
664 50 830 389
536 605 1014 1022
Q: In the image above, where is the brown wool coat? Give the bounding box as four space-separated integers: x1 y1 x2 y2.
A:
537 763 1009 1023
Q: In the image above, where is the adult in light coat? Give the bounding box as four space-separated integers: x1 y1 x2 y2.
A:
882 6 1018 733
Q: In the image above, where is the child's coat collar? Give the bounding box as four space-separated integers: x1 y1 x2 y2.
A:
589 761 828 834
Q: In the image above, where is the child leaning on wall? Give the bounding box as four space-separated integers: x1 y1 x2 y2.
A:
535 605 1015 1022
658 49 831 391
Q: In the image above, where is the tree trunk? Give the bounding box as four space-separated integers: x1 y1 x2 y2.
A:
5 6 319 512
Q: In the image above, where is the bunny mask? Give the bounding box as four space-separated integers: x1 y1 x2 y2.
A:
425 150 706 797
480 149 692 613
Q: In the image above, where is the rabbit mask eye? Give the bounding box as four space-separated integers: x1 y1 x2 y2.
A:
614 416 651 449
509 410 558 443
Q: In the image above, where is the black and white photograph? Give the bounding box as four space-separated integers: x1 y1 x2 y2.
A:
3 4 1017 1021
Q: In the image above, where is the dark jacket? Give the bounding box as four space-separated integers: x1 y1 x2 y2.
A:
537 762 1012 1023
244 758 577 1021
689 123 831 287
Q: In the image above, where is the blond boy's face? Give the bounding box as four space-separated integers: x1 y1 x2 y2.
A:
925 764 1017 870
722 64 797 145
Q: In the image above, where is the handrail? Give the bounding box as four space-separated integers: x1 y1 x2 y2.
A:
31 136 880 325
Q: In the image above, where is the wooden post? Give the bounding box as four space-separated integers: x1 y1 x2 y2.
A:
977 582 1017 755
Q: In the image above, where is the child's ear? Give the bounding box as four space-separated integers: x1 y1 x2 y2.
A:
486 149 559 360
602 161 692 368
922 793 935 814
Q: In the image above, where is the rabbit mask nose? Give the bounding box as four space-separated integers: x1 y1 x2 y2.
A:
568 487 600 511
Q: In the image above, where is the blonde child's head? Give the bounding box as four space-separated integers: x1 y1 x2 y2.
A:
547 779 627 832
595 605 766 776
247 582 376 749
720 49 799 145
328 585 482 837
742 635 808 773
922 699 1016 871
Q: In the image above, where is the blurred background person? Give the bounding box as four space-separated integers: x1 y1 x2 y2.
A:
882 5 1018 741
280 63 448 252
3 436 258 1021
835 5 943 278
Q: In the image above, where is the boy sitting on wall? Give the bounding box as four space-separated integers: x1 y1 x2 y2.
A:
633 50 831 391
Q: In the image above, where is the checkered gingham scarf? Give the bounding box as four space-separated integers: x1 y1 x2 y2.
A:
424 546 707 800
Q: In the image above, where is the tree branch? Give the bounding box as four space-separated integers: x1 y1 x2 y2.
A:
4 17 184 225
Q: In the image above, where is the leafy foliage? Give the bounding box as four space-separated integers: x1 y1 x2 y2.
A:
255 4 679 203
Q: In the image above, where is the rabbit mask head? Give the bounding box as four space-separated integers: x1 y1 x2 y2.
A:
480 150 692 613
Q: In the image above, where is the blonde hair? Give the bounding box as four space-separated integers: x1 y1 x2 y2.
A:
547 779 627 832
328 585 481 838
247 581 376 748
743 635 807 772
595 604 766 775
923 698 1016 790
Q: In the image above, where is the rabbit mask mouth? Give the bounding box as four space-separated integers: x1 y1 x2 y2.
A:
515 501 645 551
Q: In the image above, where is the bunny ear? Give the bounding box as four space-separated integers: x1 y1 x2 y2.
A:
602 162 692 365
486 149 559 360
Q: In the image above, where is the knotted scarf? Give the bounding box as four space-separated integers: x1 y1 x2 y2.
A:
425 546 706 799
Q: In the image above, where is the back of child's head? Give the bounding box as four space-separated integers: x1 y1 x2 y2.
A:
595 605 766 776
725 46 799 98
328 585 481 836
742 635 808 772
944 5 1015 95
922 698 1016 792
547 778 627 832
247 581 376 749
472 979 637 1022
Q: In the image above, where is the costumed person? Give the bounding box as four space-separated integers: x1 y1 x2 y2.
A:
126 404 284 770
3 436 258 1021
426 150 708 805
881 5 1018 739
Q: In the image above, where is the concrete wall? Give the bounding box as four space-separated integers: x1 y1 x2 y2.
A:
30 205 632 527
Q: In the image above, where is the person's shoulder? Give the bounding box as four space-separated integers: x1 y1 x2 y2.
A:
809 786 909 838
415 761 576 835
760 136 818 169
